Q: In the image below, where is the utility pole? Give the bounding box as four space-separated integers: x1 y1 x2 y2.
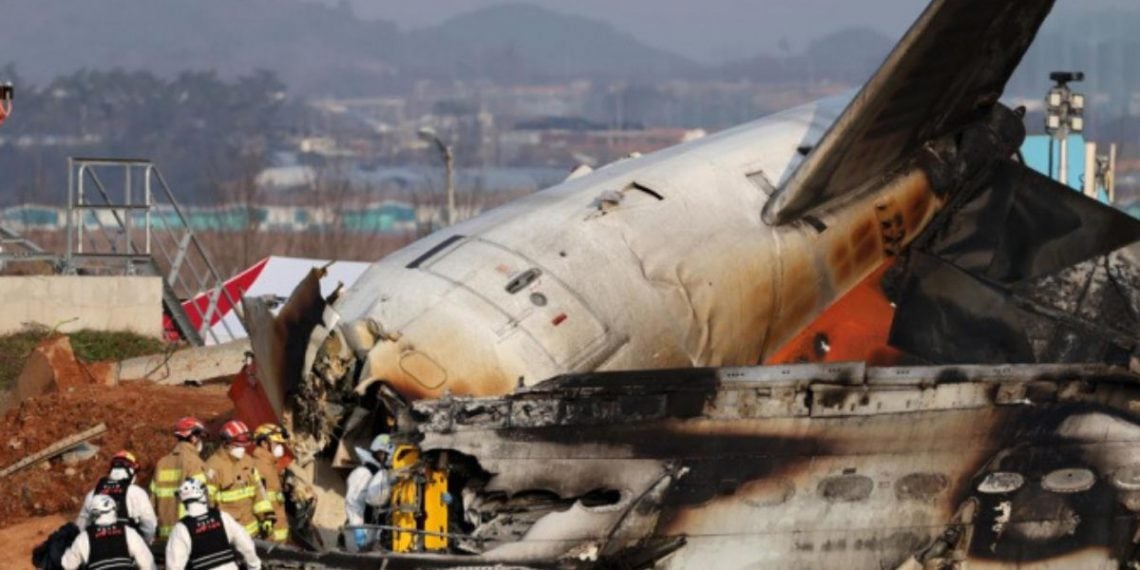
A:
417 127 456 227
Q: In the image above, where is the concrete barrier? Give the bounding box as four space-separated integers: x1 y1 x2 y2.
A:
115 338 250 385
0 276 163 337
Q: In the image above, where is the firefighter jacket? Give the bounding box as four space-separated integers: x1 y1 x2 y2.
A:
61 522 156 570
76 480 158 543
251 446 289 542
205 448 274 536
165 506 261 570
150 441 208 540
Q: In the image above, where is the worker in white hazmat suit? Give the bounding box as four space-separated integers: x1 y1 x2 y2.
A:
344 433 394 552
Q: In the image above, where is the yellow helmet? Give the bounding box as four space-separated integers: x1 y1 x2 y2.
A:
253 423 289 444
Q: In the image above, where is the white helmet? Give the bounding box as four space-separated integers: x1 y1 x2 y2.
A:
179 477 208 504
90 494 118 525
369 434 393 455
90 494 117 517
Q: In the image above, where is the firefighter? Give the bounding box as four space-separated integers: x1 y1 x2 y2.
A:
151 416 210 541
62 494 156 570
205 420 275 538
251 423 290 542
344 433 394 552
76 450 158 543
165 478 261 570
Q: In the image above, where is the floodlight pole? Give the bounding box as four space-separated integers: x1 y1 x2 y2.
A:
1045 71 1085 187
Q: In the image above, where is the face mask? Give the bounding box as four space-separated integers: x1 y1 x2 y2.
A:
228 446 246 460
196 441 204 453
109 467 131 481
272 444 285 459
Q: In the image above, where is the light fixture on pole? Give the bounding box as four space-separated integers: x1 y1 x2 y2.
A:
1044 71 1085 187
417 127 456 227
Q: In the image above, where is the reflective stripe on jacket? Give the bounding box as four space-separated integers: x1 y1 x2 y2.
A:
205 449 272 532
150 441 208 540
252 446 289 543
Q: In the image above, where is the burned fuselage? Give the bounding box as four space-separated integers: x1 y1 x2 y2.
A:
409 363 1140 569
264 363 1140 569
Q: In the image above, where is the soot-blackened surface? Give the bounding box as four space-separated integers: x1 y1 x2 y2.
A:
499 423 829 509
890 158 1140 366
953 399 1140 563
508 367 830 507
530 367 722 419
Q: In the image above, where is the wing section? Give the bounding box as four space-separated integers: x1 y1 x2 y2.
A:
763 0 1055 225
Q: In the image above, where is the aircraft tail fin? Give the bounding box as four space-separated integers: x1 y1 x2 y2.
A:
764 0 1055 225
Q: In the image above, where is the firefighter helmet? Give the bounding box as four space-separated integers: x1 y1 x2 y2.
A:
253 423 289 444
110 450 139 471
219 420 251 444
174 417 207 440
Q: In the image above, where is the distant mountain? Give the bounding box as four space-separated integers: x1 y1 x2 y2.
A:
412 4 697 82
0 0 400 94
0 0 695 95
715 27 892 85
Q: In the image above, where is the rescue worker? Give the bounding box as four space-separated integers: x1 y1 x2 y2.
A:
205 419 275 538
251 423 290 542
165 478 261 570
344 433 394 552
151 416 210 541
62 494 156 570
76 450 158 543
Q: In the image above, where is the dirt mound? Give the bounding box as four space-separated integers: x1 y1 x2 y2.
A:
0 381 232 524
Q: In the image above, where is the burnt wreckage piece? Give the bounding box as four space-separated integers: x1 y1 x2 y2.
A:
888 154 1140 366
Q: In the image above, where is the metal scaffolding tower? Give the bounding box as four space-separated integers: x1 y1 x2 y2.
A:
63 157 245 345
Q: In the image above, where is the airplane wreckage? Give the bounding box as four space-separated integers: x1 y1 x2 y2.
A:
241 0 1140 567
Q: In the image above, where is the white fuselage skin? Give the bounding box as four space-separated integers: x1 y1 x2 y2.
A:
326 96 942 399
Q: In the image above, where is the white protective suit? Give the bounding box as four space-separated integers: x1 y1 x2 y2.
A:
75 483 158 543
62 513 156 570
344 447 392 552
164 502 261 570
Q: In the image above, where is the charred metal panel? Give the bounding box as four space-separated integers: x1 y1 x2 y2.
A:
890 158 1140 365
809 382 994 417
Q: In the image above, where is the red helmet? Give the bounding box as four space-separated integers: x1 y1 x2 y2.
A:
110 450 139 471
219 420 251 444
174 417 207 439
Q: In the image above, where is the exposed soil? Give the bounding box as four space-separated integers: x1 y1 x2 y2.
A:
0 381 233 524
0 515 67 569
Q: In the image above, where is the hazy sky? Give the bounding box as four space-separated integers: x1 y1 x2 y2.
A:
326 0 1133 64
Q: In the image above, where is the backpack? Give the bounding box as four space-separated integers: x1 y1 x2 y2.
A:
31 522 80 570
